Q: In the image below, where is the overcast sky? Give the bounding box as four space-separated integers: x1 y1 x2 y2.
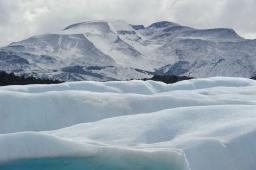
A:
0 0 256 46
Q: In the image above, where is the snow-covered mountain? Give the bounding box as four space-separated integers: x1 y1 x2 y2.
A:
1 20 256 81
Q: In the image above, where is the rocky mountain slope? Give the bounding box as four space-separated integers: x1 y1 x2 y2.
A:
1 20 256 81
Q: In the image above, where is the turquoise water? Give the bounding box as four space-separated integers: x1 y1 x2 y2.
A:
0 157 186 170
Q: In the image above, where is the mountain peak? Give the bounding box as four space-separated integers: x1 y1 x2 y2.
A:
63 20 133 35
131 25 145 30
148 21 179 28
63 20 109 30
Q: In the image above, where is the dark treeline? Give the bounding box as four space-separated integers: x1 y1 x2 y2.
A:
146 75 256 84
1 70 255 86
143 75 193 84
0 71 62 86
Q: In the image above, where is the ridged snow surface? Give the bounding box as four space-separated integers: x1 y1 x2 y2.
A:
1 77 256 170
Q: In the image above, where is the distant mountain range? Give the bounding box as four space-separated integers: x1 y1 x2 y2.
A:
1 20 256 81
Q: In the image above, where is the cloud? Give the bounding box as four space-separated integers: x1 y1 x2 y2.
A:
171 0 256 38
0 0 256 46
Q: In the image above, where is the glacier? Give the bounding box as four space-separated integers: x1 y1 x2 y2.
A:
0 77 256 170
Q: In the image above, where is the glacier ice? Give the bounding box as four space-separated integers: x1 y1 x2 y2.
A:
0 77 256 170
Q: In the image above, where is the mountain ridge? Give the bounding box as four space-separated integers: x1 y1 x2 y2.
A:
1 20 256 81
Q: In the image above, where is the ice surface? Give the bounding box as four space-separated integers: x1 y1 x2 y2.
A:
0 77 256 170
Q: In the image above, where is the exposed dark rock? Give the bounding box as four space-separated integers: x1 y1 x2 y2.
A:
131 25 145 30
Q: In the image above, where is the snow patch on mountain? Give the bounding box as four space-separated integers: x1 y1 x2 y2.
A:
1 20 256 81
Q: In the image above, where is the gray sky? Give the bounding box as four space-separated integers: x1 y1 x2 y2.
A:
0 0 256 46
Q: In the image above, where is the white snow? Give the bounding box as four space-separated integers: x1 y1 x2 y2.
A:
3 20 256 81
63 20 134 35
1 77 256 170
